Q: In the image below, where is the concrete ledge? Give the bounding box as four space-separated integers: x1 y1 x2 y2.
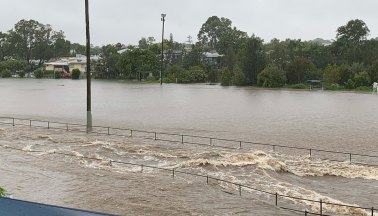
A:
0 197 116 216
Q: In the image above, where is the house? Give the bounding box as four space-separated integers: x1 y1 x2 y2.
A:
44 54 101 76
44 60 69 73
203 51 223 67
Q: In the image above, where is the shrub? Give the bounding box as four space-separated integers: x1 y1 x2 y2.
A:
188 66 207 82
54 70 61 79
0 186 5 197
231 65 247 86
353 71 370 87
324 83 344 91
323 64 341 84
206 67 219 83
18 70 25 78
33 69 43 79
164 65 188 83
220 67 231 86
287 83 307 89
257 65 287 88
1 69 12 78
344 79 355 89
72 69 81 79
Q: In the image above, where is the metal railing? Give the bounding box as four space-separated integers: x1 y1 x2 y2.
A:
1 116 377 166
0 143 375 216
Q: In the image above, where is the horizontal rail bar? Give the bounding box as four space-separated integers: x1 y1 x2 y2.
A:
0 143 375 214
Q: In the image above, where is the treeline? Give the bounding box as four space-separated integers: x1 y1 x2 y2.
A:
1 18 378 90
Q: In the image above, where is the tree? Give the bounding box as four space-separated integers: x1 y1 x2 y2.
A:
323 64 341 84
336 19 370 45
6 19 68 67
0 32 9 61
286 57 317 83
217 27 248 54
71 43 86 55
198 16 232 50
369 60 378 82
240 36 266 84
119 48 159 80
138 37 148 49
334 19 370 64
257 65 286 88
51 31 71 57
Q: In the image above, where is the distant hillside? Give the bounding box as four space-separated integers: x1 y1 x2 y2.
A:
311 38 332 45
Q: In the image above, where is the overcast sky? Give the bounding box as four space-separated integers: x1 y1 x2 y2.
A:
1 0 377 46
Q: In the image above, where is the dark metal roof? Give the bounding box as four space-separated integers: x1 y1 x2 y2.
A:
0 197 116 216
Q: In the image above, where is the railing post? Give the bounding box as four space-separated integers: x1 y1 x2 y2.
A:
309 149 312 157
210 138 212 146
108 127 110 135
206 175 209 184
66 123 68 131
275 192 278 206
181 135 184 144
141 165 143 172
305 210 307 216
320 199 323 216
238 185 241 196
349 154 352 164
12 118 15 126
30 120 32 127
130 130 133 137
154 132 157 140
47 121 50 129
372 207 374 216
239 141 242 149
172 169 175 178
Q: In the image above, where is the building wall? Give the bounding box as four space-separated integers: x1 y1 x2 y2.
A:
69 63 86 73
45 65 55 71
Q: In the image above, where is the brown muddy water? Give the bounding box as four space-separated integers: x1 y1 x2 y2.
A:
0 79 378 215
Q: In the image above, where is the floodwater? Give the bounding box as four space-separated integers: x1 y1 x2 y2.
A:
0 79 378 215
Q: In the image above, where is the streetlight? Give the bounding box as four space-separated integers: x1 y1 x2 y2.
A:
85 0 92 129
160 13 166 85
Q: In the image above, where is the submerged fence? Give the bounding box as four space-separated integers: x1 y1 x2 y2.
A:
1 116 377 166
0 116 377 215
0 143 376 216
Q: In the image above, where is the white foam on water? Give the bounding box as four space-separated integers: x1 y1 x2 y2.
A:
284 157 378 180
22 144 34 152
177 150 288 172
273 181 369 215
37 134 53 140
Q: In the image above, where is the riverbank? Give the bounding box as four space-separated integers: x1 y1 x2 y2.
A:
2 77 376 94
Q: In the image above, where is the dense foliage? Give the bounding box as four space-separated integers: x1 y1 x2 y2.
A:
0 18 377 91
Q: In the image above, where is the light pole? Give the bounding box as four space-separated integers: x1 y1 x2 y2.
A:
160 13 166 85
85 0 92 129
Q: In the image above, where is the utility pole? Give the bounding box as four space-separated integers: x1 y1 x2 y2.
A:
160 14 166 85
85 0 92 129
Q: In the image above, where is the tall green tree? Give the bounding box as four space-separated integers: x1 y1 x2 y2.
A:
197 16 232 51
286 57 317 83
6 19 69 67
336 19 370 44
240 36 266 84
119 48 159 80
